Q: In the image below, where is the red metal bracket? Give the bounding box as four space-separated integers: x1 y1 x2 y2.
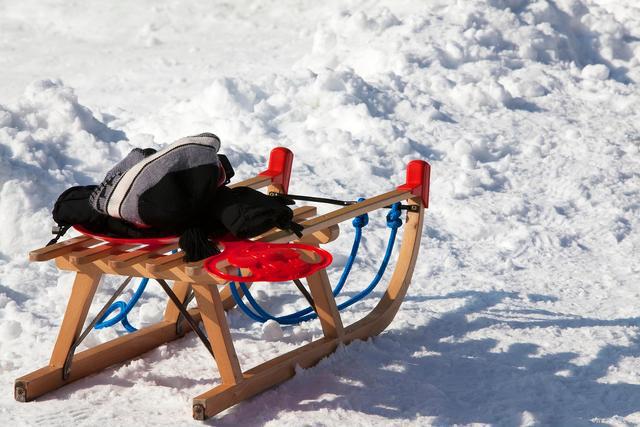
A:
397 160 431 208
258 147 294 193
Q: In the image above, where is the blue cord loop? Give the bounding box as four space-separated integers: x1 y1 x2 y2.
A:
95 249 178 333
94 278 148 333
230 199 404 325
386 202 403 229
352 198 369 228
352 214 368 228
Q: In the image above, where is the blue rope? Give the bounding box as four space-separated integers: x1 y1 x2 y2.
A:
94 249 178 333
230 202 403 325
94 278 148 332
231 199 369 324
229 198 370 324
229 279 271 323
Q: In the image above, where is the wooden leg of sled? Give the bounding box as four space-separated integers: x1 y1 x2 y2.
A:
15 308 203 402
191 284 243 384
192 336 340 419
49 271 103 368
306 268 344 339
191 268 344 420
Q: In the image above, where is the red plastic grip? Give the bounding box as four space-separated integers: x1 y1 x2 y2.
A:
258 147 294 193
397 160 431 208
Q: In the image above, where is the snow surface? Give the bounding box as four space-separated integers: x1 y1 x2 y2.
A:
1 0 640 425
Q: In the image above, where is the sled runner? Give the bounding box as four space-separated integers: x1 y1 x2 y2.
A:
14 146 430 420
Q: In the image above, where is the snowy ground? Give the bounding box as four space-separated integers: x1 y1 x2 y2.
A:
1 0 640 425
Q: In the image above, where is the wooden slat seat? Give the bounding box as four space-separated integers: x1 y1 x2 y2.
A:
69 243 138 265
146 251 184 273
109 244 177 268
29 236 100 262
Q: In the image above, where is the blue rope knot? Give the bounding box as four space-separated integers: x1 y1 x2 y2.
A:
352 213 369 228
386 202 403 229
352 197 369 228
94 277 149 333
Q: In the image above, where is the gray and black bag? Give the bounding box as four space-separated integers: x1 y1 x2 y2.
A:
50 132 302 262
90 133 223 230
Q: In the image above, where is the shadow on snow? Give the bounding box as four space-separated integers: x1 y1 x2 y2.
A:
213 289 640 426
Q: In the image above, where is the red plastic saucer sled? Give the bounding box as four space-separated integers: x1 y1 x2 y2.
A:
204 240 332 282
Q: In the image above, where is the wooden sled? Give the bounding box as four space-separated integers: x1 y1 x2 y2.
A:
14 147 430 420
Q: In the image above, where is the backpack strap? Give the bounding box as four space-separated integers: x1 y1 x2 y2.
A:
47 224 71 246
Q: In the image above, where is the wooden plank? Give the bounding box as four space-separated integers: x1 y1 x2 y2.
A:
192 283 244 385
69 243 136 265
264 189 411 243
229 175 271 190
299 225 340 245
183 261 205 277
54 255 224 286
15 309 202 402
109 243 177 268
146 251 185 273
290 205 318 220
49 272 102 367
29 236 99 262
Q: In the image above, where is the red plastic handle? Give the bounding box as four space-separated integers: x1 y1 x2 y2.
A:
397 160 431 208
258 147 294 193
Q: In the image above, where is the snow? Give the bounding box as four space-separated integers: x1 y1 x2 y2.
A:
1 0 640 425
261 319 285 342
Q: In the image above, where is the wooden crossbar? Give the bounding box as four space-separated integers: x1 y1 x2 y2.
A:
29 236 99 262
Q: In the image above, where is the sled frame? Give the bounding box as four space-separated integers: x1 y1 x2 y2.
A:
14 147 430 421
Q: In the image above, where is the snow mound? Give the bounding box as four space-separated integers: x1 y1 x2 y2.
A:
299 0 640 83
1 0 640 425
0 80 127 258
